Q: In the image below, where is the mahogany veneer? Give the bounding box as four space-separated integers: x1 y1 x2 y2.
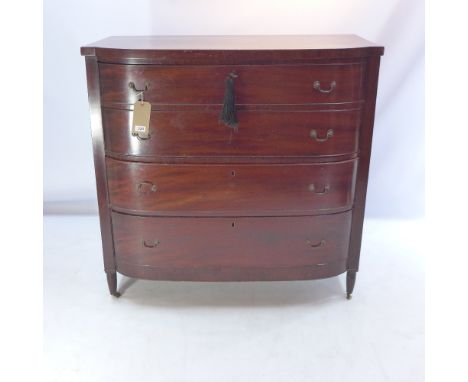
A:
103 108 362 158
106 159 357 216
112 212 352 275
81 35 383 298
99 63 363 105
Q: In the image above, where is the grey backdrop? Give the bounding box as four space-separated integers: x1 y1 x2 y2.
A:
44 0 424 218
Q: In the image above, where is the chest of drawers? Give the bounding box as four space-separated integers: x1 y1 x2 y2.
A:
81 35 384 298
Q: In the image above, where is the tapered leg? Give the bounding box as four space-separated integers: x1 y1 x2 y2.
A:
346 270 357 300
106 271 121 297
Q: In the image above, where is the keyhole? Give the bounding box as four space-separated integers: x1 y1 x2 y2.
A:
232 222 235 228
231 170 236 177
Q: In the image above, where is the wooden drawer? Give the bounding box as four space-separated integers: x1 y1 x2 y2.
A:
99 63 363 106
106 158 357 216
112 211 352 271
103 109 361 158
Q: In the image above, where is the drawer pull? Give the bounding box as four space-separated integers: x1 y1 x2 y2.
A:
129 81 150 101
220 72 238 130
313 80 336 94
143 239 160 248
308 183 330 195
310 129 334 142
307 240 326 248
138 181 157 194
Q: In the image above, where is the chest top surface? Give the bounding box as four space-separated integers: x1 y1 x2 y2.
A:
81 35 384 64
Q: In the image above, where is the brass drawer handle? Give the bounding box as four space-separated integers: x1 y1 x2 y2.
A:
308 184 330 195
143 239 160 248
307 240 326 248
310 129 334 142
138 181 157 194
313 80 336 94
129 81 150 101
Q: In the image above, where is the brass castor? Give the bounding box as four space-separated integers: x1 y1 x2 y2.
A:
346 270 356 300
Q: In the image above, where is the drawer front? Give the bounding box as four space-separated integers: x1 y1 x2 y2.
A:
99 63 363 105
106 159 357 216
112 211 352 269
103 109 361 158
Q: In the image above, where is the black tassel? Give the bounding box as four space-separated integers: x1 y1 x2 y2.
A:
220 73 238 131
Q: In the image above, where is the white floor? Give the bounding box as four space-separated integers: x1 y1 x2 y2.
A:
44 215 424 382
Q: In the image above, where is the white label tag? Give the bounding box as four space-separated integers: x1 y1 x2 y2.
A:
131 101 151 139
134 125 147 133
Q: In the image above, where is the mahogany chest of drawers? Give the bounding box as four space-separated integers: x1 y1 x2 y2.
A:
81 35 384 298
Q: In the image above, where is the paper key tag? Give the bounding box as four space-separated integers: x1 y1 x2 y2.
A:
132 101 151 139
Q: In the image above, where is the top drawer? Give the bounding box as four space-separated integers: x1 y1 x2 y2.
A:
99 63 363 106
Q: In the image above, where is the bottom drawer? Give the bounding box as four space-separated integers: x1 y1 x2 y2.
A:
112 211 351 281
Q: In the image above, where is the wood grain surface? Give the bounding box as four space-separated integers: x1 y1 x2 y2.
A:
112 211 352 272
99 63 363 106
81 35 384 64
106 158 357 216
103 108 361 158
